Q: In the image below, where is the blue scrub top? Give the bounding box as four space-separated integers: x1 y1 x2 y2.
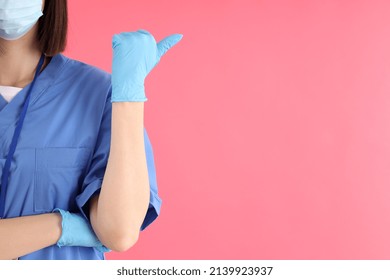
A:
0 53 162 260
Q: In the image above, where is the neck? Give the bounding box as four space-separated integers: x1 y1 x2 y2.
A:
0 25 43 88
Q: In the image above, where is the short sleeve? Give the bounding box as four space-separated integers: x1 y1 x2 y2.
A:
75 88 162 231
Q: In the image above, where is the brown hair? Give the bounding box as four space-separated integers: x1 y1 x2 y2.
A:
37 0 68 56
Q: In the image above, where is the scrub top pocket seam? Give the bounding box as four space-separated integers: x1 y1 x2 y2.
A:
33 147 92 213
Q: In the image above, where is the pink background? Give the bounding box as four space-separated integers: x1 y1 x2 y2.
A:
66 0 390 259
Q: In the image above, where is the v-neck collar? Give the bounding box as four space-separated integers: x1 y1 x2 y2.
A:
0 94 7 110
0 53 69 144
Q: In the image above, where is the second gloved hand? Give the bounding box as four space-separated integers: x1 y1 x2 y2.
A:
53 208 111 253
111 29 183 102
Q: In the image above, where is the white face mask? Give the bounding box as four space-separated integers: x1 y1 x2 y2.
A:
0 0 43 41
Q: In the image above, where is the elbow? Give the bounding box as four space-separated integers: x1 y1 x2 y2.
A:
111 232 139 252
100 228 140 252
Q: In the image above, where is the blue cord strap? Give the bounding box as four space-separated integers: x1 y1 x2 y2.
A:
0 53 45 218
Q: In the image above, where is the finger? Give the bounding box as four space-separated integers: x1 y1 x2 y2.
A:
137 29 151 35
112 34 122 48
157 33 183 59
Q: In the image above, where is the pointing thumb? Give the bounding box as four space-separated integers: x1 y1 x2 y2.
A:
157 33 183 59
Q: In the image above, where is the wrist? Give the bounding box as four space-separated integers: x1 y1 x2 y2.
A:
112 102 144 126
48 212 63 245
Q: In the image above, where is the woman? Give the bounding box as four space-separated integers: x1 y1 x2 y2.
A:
0 0 182 259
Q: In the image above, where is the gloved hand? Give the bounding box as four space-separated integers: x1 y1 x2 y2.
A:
52 208 111 253
111 29 183 102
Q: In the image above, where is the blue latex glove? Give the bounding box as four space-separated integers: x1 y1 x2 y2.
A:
111 29 183 102
53 208 111 253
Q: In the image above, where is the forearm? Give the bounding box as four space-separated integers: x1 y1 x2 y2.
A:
90 102 150 251
0 213 62 260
